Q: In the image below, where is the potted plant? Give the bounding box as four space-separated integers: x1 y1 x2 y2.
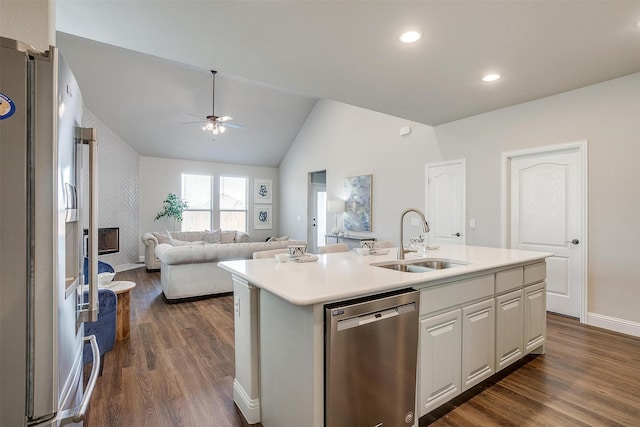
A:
154 193 188 231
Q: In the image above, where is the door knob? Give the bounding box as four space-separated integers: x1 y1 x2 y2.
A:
451 232 461 237
565 239 579 245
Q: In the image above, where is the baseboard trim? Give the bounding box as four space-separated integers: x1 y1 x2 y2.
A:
233 378 261 424
587 312 640 338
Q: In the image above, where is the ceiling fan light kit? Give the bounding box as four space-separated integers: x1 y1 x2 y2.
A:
185 69 243 136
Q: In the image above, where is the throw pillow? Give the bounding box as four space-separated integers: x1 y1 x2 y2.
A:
203 229 221 244
220 230 236 244
152 231 171 245
267 235 289 242
169 237 189 246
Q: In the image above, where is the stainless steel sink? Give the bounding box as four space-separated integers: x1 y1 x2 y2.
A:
373 258 467 273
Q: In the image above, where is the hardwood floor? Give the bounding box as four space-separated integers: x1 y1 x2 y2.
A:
86 267 640 427
84 267 256 427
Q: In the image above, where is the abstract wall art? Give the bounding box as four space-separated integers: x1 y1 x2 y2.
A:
344 174 372 232
254 204 272 229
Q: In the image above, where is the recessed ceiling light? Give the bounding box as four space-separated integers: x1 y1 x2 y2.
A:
400 31 421 43
482 73 501 82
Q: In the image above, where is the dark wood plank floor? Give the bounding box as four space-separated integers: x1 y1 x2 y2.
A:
86 267 640 427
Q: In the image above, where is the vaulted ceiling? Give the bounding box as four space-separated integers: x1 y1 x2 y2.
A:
56 1 640 167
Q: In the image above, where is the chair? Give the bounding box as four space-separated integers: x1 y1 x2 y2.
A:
83 288 117 374
253 248 289 259
373 240 395 249
319 243 349 254
82 259 117 374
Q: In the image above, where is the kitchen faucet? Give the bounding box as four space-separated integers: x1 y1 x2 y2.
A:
399 208 430 260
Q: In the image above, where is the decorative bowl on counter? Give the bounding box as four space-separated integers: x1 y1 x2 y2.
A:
97 272 116 287
275 253 289 263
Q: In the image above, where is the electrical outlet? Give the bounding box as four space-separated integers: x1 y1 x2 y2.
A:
470 219 476 229
234 296 240 317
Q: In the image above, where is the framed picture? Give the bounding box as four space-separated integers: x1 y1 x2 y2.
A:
254 179 273 204
254 204 272 229
344 174 372 232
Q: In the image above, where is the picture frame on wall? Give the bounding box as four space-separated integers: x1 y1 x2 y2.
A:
254 179 273 204
344 174 373 232
254 204 273 229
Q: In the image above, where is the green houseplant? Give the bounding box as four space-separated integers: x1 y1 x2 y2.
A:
154 193 188 231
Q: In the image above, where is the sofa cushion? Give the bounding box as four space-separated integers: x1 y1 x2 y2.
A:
168 230 206 242
220 230 236 244
203 229 221 244
152 231 172 245
171 238 205 246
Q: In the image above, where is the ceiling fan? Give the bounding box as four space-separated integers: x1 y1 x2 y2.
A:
183 70 243 135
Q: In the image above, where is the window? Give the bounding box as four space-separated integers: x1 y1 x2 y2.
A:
220 176 247 232
181 174 213 231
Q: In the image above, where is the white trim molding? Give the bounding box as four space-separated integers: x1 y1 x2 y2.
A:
587 312 640 338
233 379 261 424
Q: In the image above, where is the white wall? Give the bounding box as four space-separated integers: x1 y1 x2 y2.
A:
84 110 140 268
139 157 279 256
279 99 441 245
282 76 640 333
436 73 640 326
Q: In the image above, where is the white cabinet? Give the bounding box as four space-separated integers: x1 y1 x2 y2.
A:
495 289 524 372
417 263 546 417
419 309 462 415
461 298 495 390
524 281 546 354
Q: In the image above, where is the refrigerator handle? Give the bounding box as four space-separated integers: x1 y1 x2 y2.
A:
58 335 101 425
76 127 99 323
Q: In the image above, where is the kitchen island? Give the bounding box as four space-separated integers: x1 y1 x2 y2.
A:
219 244 551 426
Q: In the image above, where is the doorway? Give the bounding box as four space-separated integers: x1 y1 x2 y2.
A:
502 141 587 321
425 159 466 246
308 171 326 254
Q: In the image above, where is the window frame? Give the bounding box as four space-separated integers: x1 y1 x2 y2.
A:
219 175 248 233
181 173 214 231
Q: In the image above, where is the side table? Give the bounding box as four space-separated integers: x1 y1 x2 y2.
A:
103 280 136 341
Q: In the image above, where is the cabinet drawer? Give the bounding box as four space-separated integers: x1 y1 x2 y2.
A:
524 262 546 285
420 275 494 315
495 267 523 294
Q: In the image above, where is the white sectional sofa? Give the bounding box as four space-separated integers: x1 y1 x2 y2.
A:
142 230 305 301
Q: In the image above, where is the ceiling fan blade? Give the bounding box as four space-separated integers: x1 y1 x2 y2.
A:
216 115 233 122
182 120 207 125
224 122 244 129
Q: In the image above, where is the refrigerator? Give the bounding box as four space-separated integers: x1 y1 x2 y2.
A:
1 37 100 426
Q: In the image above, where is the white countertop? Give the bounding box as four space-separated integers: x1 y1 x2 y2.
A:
219 244 551 306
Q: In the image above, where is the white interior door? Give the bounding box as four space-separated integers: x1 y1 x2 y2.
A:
426 160 465 245
507 144 585 318
309 182 326 254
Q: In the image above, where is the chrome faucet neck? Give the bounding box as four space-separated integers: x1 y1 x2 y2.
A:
399 208 430 260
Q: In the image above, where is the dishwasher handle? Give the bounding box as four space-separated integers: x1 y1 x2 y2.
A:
336 302 416 332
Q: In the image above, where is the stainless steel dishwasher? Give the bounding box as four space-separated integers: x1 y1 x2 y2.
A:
325 288 420 427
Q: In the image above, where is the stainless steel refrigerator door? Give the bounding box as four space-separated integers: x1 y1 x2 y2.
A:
0 37 88 427
325 290 420 427
0 36 32 427
55 53 87 424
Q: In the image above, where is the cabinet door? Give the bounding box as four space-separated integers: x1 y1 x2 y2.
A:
419 309 462 416
495 289 524 371
524 281 547 355
462 298 495 391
